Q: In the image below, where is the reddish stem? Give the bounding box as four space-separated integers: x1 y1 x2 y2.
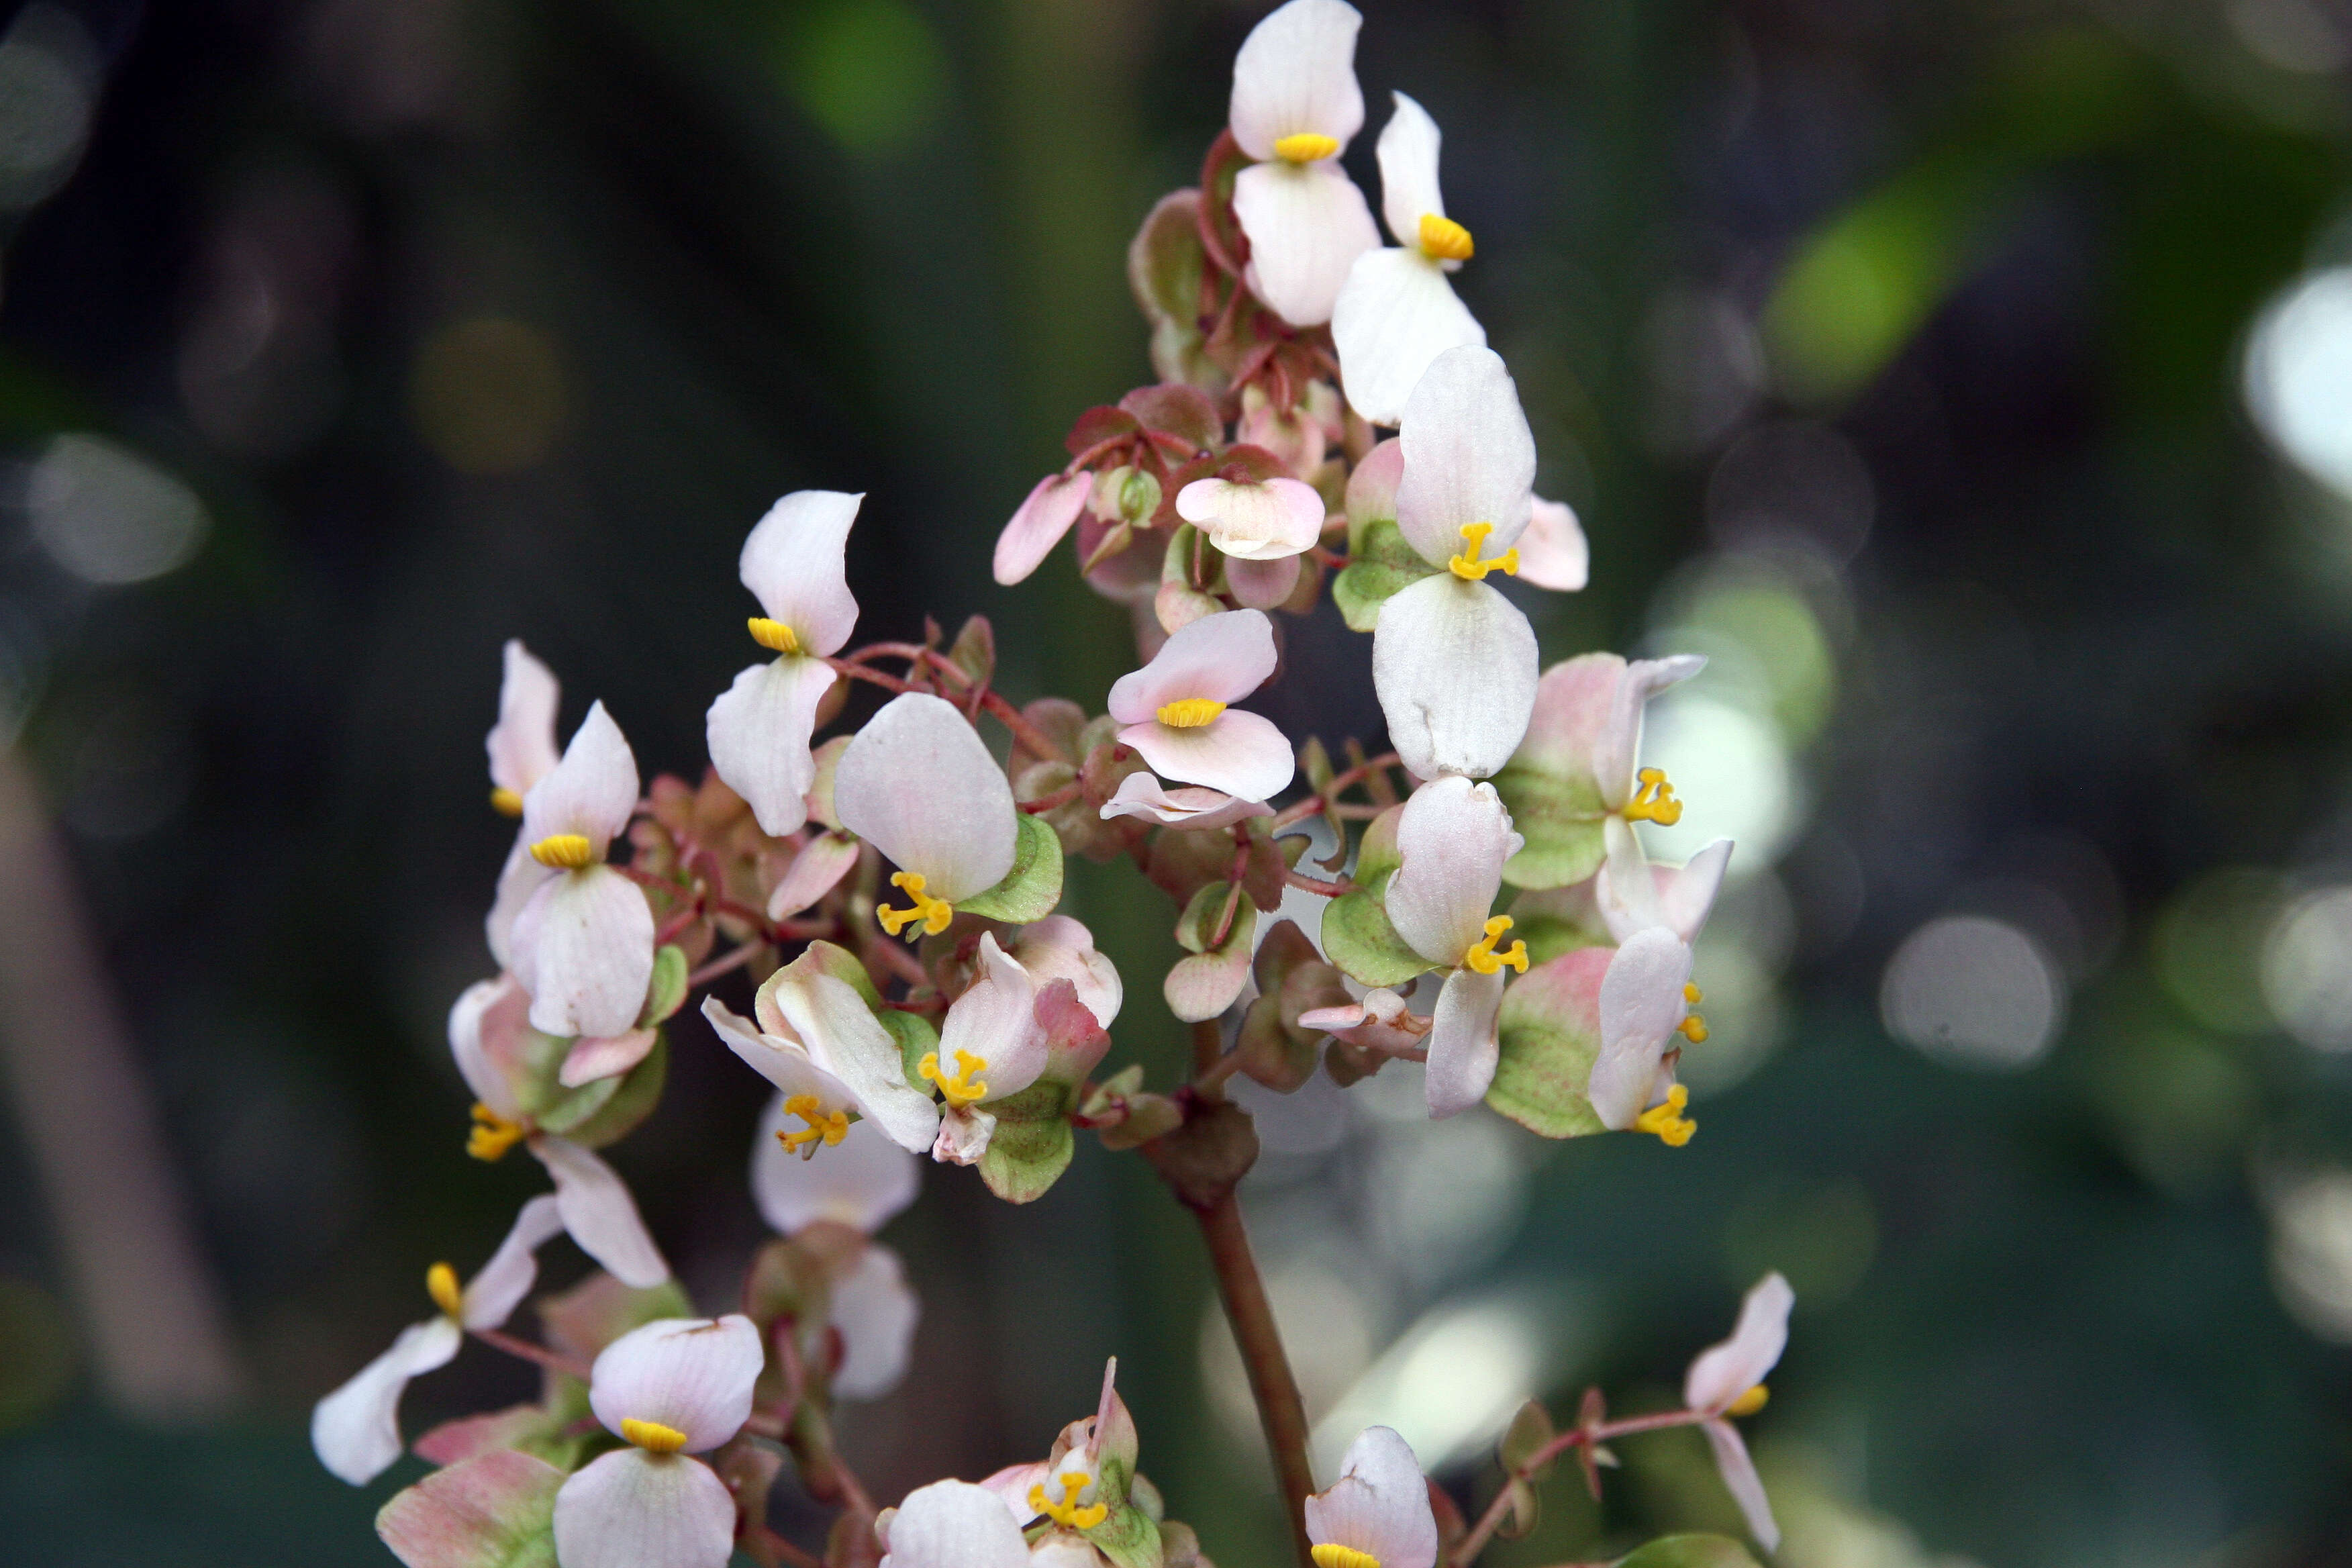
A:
470 1326 592 1384
1281 868 1353 897
687 943 765 989
1450 1406 1717 1567
1020 778 1085 814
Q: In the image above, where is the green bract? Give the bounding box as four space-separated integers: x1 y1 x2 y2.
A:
957 809 1065 922
1332 518 1440 633
377 1449 564 1568
1483 948 1612 1139
979 1078 1076 1204
1490 756 1609 889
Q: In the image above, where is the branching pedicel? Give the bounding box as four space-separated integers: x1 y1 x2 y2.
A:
313 4 1792 1567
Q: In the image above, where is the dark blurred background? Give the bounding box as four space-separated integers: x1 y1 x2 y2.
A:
1 0 2351 1563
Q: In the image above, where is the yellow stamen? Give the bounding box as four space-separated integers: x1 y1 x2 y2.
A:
1447 522 1518 581
1726 1384 1769 1418
621 1417 689 1453
426 1262 463 1320
489 787 524 817
875 870 954 940
1679 1012 1709 1044
1622 768 1682 826
1463 915 1528 977
1418 213 1473 261
777 1092 850 1152
530 833 594 870
1684 983 1704 1003
1633 1083 1696 1147
1273 132 1340 163
467 1102 526 1162
1156 697 1226 729
919 1047 991 1109
748 616 801 654
1313 1549 1382 1568
1029 1471 1110 1531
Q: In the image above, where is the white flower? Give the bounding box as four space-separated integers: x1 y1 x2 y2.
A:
506 702 656 1039
925 933 1052 1165
880 1480 1034 1568
835 693 1020 939
750 1109 922 1402
485 639 560 817
1304 1426 1439 1568
1228 0 1380 326
1175 472 1326 561
703 944 943 1155
1107 608 1295 803
1380 775 1524 1116
1683 1273 1794 1552
1584 818 1732 1144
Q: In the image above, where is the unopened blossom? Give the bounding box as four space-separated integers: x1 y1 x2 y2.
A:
1228 0 1380 327
1007 915 1124 1031
995 471 1095 586
1304 1426 1440 1568
751 1110 921 1400
485 639 560 817
880 1480 1034 1568
552 1316 766 1568
1371 345 1541 781
835 693 1020 940
707 491 861 836
1332 93 1487 428
1175 470 1326 561
1108 608 1295 803
505 702 656 1039
1297 985 1430 1057
1099 770 1276 833
1381 775 1526 1116
926 933 1052 1165
702 944 943 1155
1684 1273 1794 1552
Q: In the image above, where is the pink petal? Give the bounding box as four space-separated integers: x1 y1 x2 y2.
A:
513 864 655 1040
459 1193 567 1330
1008 914 1124 1028
1592 654 1706 809
752 1099 920 1235
1385 776 1518 967
485 832 554 972
1119 709 1296 804
1587 928 1692 1130
1685 1273 1794 1413
1332 246 1485 430
829 1243 919 1400
448 973 533 1121
706 654 836 838
738 490 861 657
1512 653 1623 783
764 969 944 1155
528 1136 670 1289
881 1479 1035 1568
1228 0 1366 159
767 830 861 920
995 473 1093 585
587 1315 765 1452
703 996 862 1118
1394 345 1536 567
1175 476 1325 561
1099 771 1276 832
1375 93 1444 251
834 693 1018 903
938 934 1046 1104
1515 496 1588 591
559 1027 659 1089
521 701 640 854
1227 551 1305 608
1702 1419 1781 1553
552 1449 739 1568
1344 436 1404 532
1304 1427 1438 1568
487 640 560 798
1107 607 1280 722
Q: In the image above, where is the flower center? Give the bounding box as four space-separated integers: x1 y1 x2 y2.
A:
1622 767 1683 826
1313 1549 1381 1568
426 1262 463 1320
1448 522 1518 581
530 833 594 869
876 871 954 939
919 1047 991 1108
1418 213 1474 261
1679 981 1708 1044
1157 697 1226 728
1463 915 1528 977
1726 1383 1769 1417
778 1093 850 1152
467 1102 526 1163
748 616 801 654
621 1417 689 1454
490 787 524 817
1030 1471 1109 1531
1633 1083 1696 1146
1273 132 1340 163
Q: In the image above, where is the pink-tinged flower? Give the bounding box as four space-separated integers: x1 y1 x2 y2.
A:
1585 926 1703 1142
552 1316 766 1568
1514 652 1705 820
1304 1426 1440 1568
1099 771 1277 833
986 1358 1140 1537
486 639 560 818
1108 609 1295 803
1381 775 1526 1116
1008 915 1124 1031
995 472 1094 586
1175 472 1326 561
835 693 1020 939
926 934 1052 1165
880 1480 1034 1568
1595 816 1731 946
1516 496 1588 592
1332 93 1487 428
504 702 655 1039
1684 1273 1794 1552
1228 0 1380 327
701 943 943 1155
1372 346 1541 780
706 491 861 836
750 1110 921 1400
1298 986 1431 1057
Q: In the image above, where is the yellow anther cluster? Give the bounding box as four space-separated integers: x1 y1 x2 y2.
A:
1634 1083 1696 1146
426 1262 464 1320
1312 1548 1381 1568
1726 1384 1769 1418
490 787 524 818
1679 1012 1709 1044
748 616 801 654
876 871 954 939
621 1417 689 1454
919 1048 991 1109
1418 213 1474 261
1448 522 1518 581
1463 915 1528 977
1622 768 1682 826
1273 132 1340 163
778 1093 850 1152
1157 697 1226 729
1030 1472 1109 1531
468 1102 526 1162
530 833 594 870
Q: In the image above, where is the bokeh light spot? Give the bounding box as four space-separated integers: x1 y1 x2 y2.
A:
2261 886 2352 1050
409 316 567 475
2155 867 2284 1035
777 0 949 153
28 434 207 585
1637 692 1800 870
2244 267 2352 503
1881 915 2065 1070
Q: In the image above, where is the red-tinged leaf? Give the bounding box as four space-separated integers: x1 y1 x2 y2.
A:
1067 405 1142 458
1119 384 1221 452
413 1405 554 1468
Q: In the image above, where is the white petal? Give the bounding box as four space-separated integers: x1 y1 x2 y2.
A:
1304 1426 1438 1568
1424 965 1505 1118
1595 816 1666 942
448 973 531 1120
1175 477 1325 560
752 1099 921 1234
1108 607 1280 721
528 1136 671 1289
1515 497 1588 591
1099 771 1275 833
829 1243 919 1401
1376 92 1445 246
460 1193 568 1330
1228 0 1365 160
938 933 1047 1104
521 701 640 854
1332 248 1485 430
740 490 861 657
995 473 1093 585
310 1317 462 1485
1702 1419 1781 1553
488 640 561 797
513 865 656 1040
1010 914 1124 1029
771 971 944 1155
881 1479 1035 1568
1119 710 1296 803
1657 838 1732 943
1685 1273 1794 1414
1385 775 1517 966
769 832 861 921
1394 345 1536 567
704 996 862 1118
1372 575 1538 781
589 1315 765 1451
930 1104 997 1165
554 1449 739 1568
1593 654 1706 808
1587 928 1692 1130
1300 987 1428 1055
1234 160 1380 328
834 693 1018 903
486 832 554 972
707 655 836 838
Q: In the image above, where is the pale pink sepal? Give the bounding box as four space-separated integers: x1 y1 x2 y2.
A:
511 863 656 1040
1586 927 1694 1131
1226 551 1305 608
311 1315 461 1485
1299 987 1429 1055
1510 654 1622 784
1175 475 1325 561
1099 771 1275 834
752 1097 921 1235
527 1136 670 1289
1234 159 1380 328
460 1193 568 1330
487 640 560 799
1228 0 1366 161
740 490 861 657
834 693 1018 903
521 700 639 855
1304 1426 1439 1568
1371 574 1538 781
559 1027 659 1089
707 652 837 838
1703 1418 1781 1553
1009 914 1124 1029
448 973 532 1122
881 1479 1036 1568
588 1314 765 1452
769 831 860 920
1345 436 1403 530
1685 1272 1794 1413
974 1463 1050 1528
995 473 1093 586
938 934 1048 1104
1393 344 1536 568
552 1448 738 1568
1385 776 1520 967
1516 497 1588 591
829 1242 919 1401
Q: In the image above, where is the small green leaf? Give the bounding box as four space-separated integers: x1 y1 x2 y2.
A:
1500 1400 1558 1478
1353 805 1406 885
377 1449 564 1568
1332 518 1439 632
875 1006 940 1091
1491 763 1609 889
948 615 996 689
979 1079 1075 1204
1496 1477 1540 1541
539 1033 667 1147
958 810 1065 922
1166 887 1257 1022
636 944 689 1026
1614 1536 1765 1568
1084 1502 1164 1568
1484 949 1612 1139
1319 883 1431 989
